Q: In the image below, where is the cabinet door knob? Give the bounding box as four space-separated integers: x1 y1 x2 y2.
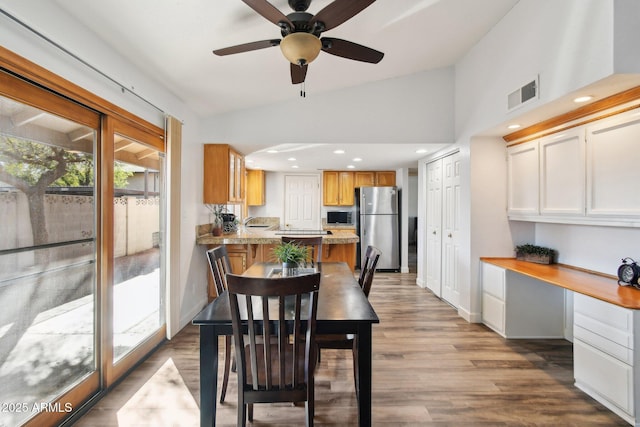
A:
448 233 452 238
432 231 436 235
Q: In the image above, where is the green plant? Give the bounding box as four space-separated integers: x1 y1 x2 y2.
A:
515 244 554 257
272 241 308 264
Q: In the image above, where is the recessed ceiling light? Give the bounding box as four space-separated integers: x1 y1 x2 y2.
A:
333 149 345 154
267 149 278 153
292 165 299 169
347 165 355 169
287 157 296 161
352 157 362 162
573 95 593 103
507 124 521 129
415 149 427 154
246 159 254 164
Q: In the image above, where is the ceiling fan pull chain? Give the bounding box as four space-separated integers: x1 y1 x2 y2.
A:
300 81 306 98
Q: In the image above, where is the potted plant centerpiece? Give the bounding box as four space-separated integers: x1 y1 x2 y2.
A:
515 244 556 265
272 241 309 276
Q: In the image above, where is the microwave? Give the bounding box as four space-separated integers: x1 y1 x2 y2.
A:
327 211 352 224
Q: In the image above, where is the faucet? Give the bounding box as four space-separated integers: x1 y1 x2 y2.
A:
243 216 255 226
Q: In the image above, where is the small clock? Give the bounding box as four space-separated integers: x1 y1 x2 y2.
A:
618 258 640 286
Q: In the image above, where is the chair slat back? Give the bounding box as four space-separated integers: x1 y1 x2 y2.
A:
227 272 321 396
359 245 381 297
206 246 232 297
281 236 323 263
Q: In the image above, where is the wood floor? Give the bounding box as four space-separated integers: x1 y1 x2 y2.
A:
75 270 628 426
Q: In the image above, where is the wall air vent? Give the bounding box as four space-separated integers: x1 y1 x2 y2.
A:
508 76 539 111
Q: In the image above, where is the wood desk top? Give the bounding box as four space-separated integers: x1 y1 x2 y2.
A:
480 257 640 310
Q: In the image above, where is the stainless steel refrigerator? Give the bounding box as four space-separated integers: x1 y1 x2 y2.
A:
356 186 400 271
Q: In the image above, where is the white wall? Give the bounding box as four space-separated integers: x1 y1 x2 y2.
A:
449 0 640 321
200 67 454 146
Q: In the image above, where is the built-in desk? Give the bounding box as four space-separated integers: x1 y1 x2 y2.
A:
480 257 640 426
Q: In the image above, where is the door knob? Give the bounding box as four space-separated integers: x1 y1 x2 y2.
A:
432 231 436 235
448 233 452 238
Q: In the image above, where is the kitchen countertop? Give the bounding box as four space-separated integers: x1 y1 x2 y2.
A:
196 227 359 246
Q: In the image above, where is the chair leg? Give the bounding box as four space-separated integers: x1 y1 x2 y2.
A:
248 403 254 422
238 397 246 427
220 336 232 403
352 339 359 400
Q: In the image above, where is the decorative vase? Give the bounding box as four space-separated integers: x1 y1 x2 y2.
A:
211 214 223 236
282 261 298 277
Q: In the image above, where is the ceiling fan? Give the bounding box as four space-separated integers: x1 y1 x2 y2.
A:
213 0 384 85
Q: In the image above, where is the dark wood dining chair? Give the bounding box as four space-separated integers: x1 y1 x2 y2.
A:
226 272 321 427
205 246 233 403
281 236 323 263
315 245 381 394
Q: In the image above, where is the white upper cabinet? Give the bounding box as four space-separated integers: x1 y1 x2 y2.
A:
507 140 539 216
507 109 640 226
586 110 640 218
539 129 585 216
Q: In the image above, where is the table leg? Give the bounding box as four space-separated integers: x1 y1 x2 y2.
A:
200 326 219 427
356 323 372 427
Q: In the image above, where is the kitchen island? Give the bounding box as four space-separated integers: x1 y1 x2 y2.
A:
197 224 359 300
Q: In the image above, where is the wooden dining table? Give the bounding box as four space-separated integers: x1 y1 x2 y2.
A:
192 261 380 426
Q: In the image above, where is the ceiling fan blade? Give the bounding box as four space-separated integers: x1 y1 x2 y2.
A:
291 63 308 84
242 0 293 28
213 39 281 56
321 37 384 63
309 0 376 32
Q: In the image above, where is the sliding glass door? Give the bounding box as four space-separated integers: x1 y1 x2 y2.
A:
103 117 166 385
0 73 100 427
0 68 166 426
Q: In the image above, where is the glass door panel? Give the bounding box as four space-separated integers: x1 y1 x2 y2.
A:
112 135 164 363
0 93 98 427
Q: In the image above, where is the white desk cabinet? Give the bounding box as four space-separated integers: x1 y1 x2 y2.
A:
481 262 565 338
574 293 640 425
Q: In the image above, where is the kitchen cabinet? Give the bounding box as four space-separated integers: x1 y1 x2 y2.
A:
354 172 375 188
375 171 396 186
323 171 354 206
246 169 265 206
574 293 638 424
354 171 395 187
203 144 244 204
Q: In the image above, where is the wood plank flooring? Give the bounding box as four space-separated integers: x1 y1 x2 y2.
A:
75 270 628 426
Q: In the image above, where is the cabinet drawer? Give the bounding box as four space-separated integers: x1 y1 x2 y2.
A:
482 293 505 335
574 325 633 364
574 293 633 349
481 263 505 300
574 338 634 415
225 244 247 252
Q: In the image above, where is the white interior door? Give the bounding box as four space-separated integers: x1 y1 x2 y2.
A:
425 159 443 296
441 152 461 308
284 174 320 229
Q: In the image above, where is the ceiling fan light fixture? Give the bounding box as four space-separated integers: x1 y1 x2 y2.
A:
280 32 321 65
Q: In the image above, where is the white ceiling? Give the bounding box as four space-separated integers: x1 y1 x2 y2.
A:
18 0 522 171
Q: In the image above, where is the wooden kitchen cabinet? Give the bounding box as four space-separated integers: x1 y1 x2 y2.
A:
246 169 265 206
375 171 396 186
323 171 354 206
203 144 244 204
354 171 375 187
